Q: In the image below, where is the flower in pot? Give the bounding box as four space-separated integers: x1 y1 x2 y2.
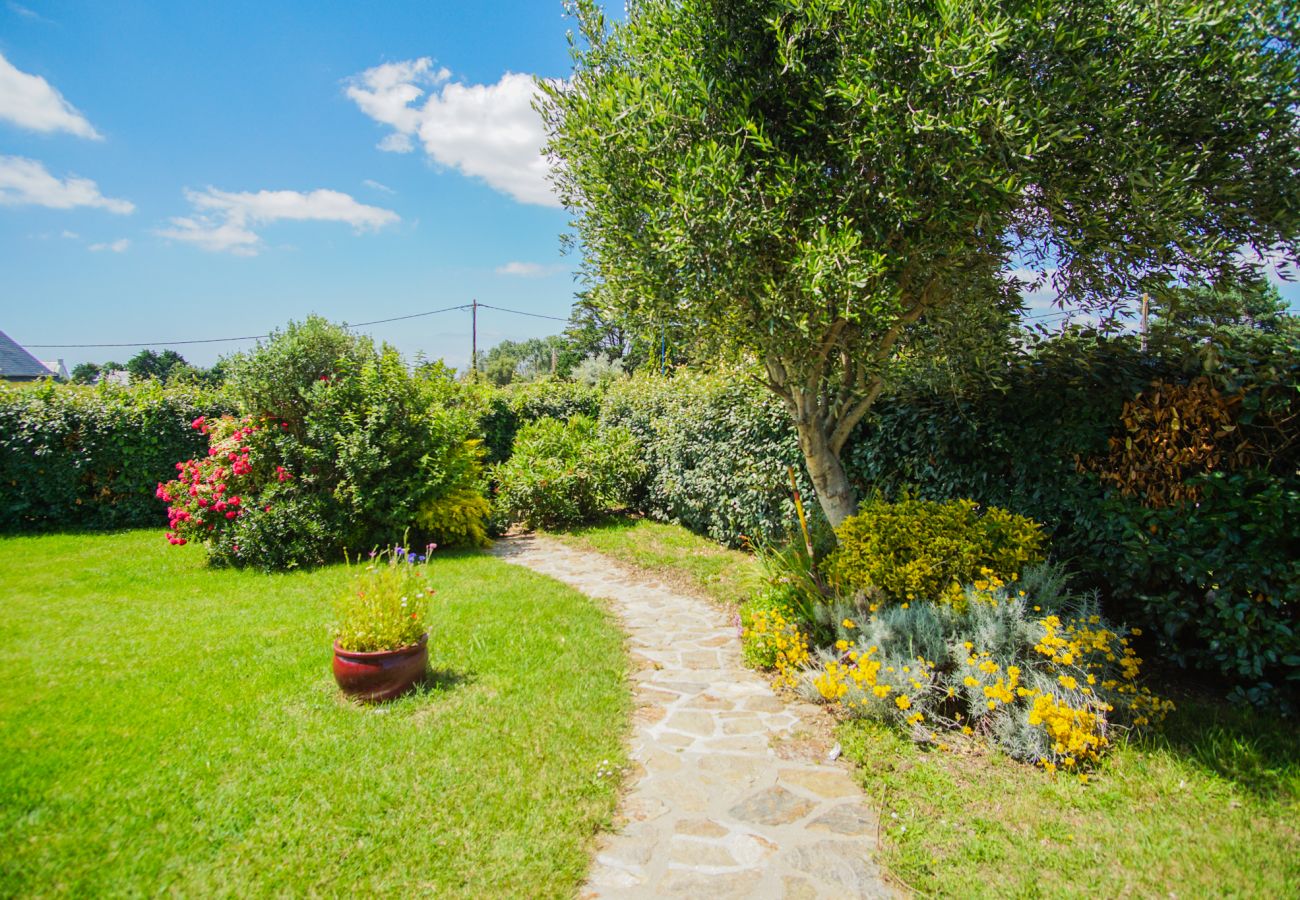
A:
332 543 437 702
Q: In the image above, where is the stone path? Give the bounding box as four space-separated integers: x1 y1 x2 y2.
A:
493 535 892 899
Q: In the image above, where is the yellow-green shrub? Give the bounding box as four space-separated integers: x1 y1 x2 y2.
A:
415 487 492 549
825 497 1045 607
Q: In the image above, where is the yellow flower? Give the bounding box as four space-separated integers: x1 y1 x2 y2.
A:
895 695 911 710
842 619 856 629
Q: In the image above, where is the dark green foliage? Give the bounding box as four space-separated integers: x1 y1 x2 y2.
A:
1087 473 1300 706
0 380 231 532
843 335 1167 538
601 369 822 547
69 363 100 385
125 349 190 384
491 415 644 530
211 492 335 571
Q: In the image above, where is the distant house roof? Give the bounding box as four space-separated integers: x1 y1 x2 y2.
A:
0 330 56 380
40 359 69 380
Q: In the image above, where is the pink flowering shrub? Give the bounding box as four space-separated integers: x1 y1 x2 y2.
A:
156 413 327 568
158 318 488 570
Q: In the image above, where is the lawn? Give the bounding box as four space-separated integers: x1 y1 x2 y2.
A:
558 516 1300 898
0 531 630 898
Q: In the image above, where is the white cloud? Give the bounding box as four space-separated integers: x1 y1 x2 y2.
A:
60 229 79 239
346 58 558 207
0 52 101 139
377 132 414 153
8 3 50 22
362 178 395 194
496 261 565 277
0 156 133 213
157 186 399 256
89 238 129 253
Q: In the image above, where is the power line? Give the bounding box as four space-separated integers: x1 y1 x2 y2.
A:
478 303 569 322
25 333 270 349
24 303 477 349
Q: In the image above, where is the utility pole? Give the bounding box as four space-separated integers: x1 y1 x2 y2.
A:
1140 292 1150 353
471 298 478 379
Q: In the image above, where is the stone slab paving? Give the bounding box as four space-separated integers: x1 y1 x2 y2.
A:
492 534 893 899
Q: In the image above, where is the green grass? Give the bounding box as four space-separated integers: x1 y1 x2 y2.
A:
546 517 763 607
550 517 1300 898
0 531 631 898
840 702 1299 899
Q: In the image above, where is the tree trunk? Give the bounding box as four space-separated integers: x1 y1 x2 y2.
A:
792 413 859 529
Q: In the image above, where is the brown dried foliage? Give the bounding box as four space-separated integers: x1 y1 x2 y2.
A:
1086 378 1251 508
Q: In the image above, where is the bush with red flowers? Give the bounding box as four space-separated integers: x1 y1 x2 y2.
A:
159 317 488 570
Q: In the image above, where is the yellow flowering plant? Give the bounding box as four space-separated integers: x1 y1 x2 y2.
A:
796 562 1173 774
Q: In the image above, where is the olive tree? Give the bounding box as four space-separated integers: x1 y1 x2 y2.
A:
540 0 1299 527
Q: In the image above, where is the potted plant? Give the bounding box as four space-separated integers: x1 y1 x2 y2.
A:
332 543 436 702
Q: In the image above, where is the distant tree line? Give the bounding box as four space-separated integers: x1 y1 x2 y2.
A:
70 349 226 387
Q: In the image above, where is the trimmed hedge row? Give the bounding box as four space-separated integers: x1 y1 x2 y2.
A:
0 381 232 532
602 369 820 547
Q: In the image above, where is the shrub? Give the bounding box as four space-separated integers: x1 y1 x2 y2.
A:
490 415 644 530
161 319 488 569
477 379 603 464
796 563 1172 774
0 379 230 532
415 488 492 549
1085 377 1251 507
1090 471 1300 706
602 368 819 546
824 496 1046 608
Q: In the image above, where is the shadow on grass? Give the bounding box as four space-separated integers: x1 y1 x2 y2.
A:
413 667 473 696
1132 685 1300 802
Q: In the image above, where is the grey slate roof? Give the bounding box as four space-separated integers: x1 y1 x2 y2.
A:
0 330 54 379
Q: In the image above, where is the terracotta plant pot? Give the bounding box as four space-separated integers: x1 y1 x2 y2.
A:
332 633 428 702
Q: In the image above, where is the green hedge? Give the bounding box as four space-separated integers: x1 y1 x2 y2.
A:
602 369 820 547
0 381 232 532
474 379 603 464
597 333 1298 702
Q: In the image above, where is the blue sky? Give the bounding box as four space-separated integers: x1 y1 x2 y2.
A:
0 0 590 369
1 1 1296 371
